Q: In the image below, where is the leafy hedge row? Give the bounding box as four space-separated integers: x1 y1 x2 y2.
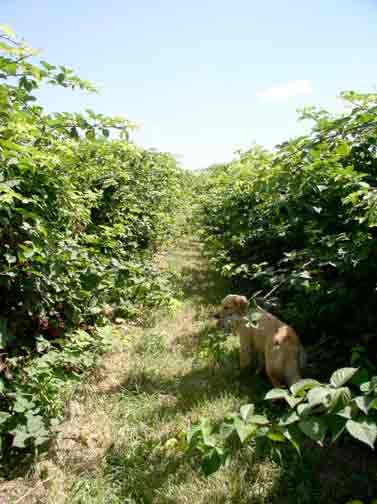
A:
196 91 377 368
0 26 181 464
0 26 181 350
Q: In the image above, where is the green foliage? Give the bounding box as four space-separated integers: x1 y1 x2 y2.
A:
0 27 183 465
0 26 182 342
0 27 181 346
196 92 377 364
0 326 113 470
182 367 377 476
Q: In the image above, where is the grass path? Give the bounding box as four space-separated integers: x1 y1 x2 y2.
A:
7 232 377 503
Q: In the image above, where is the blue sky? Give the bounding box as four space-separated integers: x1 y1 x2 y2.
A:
2 0 377 169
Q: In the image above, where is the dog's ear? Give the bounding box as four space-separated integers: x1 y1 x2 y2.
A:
234 295 249 311
221 295 233 305
236 295 249 306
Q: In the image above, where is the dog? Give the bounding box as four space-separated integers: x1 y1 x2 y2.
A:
215 294 306 388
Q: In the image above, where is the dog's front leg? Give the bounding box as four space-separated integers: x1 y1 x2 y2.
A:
239 329 253 369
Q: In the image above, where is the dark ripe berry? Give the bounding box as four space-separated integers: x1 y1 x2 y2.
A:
39 318 49 330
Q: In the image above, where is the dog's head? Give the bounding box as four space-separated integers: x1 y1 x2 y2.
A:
214 294 249 327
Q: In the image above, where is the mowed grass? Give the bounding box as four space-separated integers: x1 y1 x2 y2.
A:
9 235 377 503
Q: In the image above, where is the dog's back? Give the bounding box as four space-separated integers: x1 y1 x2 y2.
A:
253 307 304 387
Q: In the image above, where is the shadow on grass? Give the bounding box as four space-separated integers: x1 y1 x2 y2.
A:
103 374 377 504
271 438 377 504
174 260 230 307
105 346 377 504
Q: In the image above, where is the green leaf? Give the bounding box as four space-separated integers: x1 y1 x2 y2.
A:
26 414 46 435
0 411 11 425
13 396 35 413
265 388 302 407
265 388 289 401
346 419 377 449
279 410 300 426
335 142 350 157
4 253 16 264
351 368 369 386
368 398 377 410
187 425 201 446
246 414 269 425
199 418 216 447
246 308 263 327
70 127 79 139
240 403 255 421
337 406 353 419
307 386 331 407
297 402 312 416
218 422 235 441
354 396 370 415
234 418 258 443
330 368 358 388
327 387 352 412
0 24 16 39
286 395 304 408
267 428 285 442
326 415 347 444
298 417 327 443
360 377 377 395
281 426 301 454
201 447 224 476
11 428 30 448
290 379 321 397
85 128 95 140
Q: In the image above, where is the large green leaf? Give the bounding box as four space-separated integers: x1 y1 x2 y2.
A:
279 410 300 426
353 395 370 415
201 447 224 476
265 388 289 401
240 403 255 421
246 414 269 425
11 427 31 449
330 368 359 388
307 386 331 407
326 415 347 444
327 387 352 412
346 419 377 449
290 379 321 397
234 418 258 443
298 417 327 443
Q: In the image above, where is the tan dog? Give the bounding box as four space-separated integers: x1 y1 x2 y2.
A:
216 294 306 387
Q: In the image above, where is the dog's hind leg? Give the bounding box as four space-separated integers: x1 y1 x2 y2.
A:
284 358 302 387
266 358 285 388
266 368 285 388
